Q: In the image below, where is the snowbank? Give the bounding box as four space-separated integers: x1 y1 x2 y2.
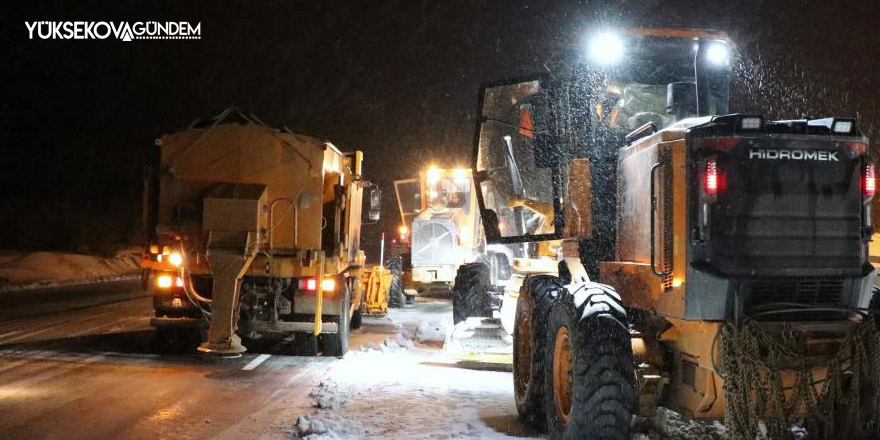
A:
0 247 141 291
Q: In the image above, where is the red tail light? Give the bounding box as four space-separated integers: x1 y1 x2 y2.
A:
300 277 335 292
704 158 719 195
864 163 876 197
305 278 318 291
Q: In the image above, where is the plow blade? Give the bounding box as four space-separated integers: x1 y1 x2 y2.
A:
444 317 513 370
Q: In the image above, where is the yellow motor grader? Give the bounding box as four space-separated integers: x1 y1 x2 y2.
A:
394 166 521 321
141 108 381 356
473 28 880 439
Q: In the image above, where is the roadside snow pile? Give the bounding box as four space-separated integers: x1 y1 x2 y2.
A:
632 407 726 440
0 247 141 291
359 319 416 353
415 318 450 343
360 331 415 353
295 348 541 440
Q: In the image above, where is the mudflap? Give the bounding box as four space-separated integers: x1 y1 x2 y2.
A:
444 317 513 370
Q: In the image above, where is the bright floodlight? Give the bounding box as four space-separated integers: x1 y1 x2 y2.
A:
706 42 730 66
453 168 468 183
589 33 624 65
426 165 441 184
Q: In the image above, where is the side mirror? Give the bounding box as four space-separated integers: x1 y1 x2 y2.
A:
666 82 698 120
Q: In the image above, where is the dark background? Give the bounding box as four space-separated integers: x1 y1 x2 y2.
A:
2 0 879 259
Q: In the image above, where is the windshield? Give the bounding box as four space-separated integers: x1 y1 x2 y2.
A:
474 32 733 244
580 34 731 134
394 178 422 227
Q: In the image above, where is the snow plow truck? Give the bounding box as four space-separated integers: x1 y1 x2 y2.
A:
471 28 880 439
141 108 381 356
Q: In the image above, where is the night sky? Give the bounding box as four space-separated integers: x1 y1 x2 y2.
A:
3 0 879 257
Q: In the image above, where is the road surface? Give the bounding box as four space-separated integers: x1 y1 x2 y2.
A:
0 282 535 440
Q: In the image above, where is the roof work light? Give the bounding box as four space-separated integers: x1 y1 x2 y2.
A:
588 32 624 65
705 41 730 66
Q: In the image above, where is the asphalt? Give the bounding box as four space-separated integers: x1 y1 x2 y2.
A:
0 282 369 440
0 278 146 321
0 281 532 440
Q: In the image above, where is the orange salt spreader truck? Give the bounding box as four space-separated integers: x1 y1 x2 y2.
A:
141 108 381 356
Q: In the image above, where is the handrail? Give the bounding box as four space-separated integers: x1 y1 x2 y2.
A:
649 162 668 277
625 121 658 145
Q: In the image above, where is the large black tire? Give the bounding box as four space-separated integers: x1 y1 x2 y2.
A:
320 287 351 358
452 262 492 324
386 256 405 308
350 277 364 330
514 275 564 428
350 304 364 330
543 282 634 440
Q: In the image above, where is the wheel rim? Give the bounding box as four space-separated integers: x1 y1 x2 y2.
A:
553 325 573 425
513 301 532 400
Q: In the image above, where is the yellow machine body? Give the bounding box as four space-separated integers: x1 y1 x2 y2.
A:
142 108 370 354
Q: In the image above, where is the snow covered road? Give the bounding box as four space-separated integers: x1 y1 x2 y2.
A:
294 298 539 439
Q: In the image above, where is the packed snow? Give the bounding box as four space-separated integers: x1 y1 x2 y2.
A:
295 349 538 440
294 298 734 440
0 247 141 291
632 408 726 440
295 300 536 440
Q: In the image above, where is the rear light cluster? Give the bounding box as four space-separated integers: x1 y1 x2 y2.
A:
704 159 719 195
157 275 184 289
863 163 875 198
299 277 336 292
697 156 724 242
147 244 183 267
702 157 726 196
865 163 875 231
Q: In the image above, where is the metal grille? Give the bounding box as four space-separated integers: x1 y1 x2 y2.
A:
661 150 674 289
748 277 844 309
411 222 454 265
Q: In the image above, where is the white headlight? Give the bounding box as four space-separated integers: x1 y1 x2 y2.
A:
706 42 730 66
589 33 624 65
168 252 183 267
